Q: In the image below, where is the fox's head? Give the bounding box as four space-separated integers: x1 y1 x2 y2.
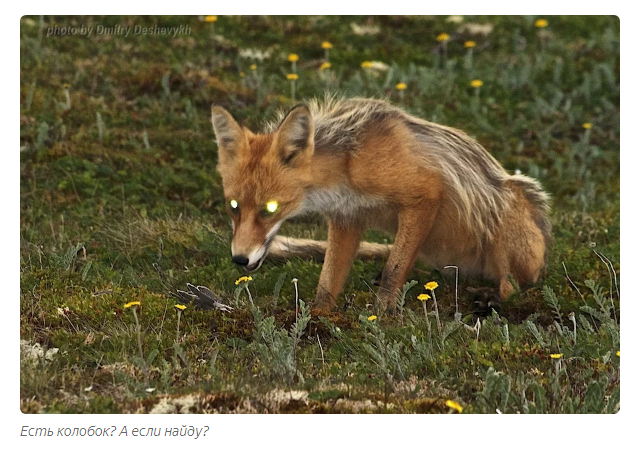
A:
211 104 314 272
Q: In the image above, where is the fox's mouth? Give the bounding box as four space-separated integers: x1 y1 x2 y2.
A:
244 259 263 273
243 234 277 272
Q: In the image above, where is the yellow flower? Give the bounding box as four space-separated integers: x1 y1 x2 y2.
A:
396 82 407 90
464 41 476 48
445 400 463 413
286 74 299 80
550 353 563 359
616 350 620 357
424 281 439 291
235 276 253 285
436 33 450 42
417 294 431 301
62 83 71 89
124 301 141 308
204 15 218 23
534 19 548 28
320 62 332 70
582 122 593 130
361 61 373 68
174 304 187 311
250 64 257 70
239 72 246 77
470 79 483 88
321 41 333 49
288 53 299 62
367 315 377 321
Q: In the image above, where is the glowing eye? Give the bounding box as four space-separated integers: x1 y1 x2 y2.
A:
266 201 279 213
230 199 239 209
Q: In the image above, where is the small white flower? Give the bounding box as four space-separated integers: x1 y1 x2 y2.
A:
515 169 522 175
350 23 381 36
57 306 69 316
145 387 156 393
84 385 93 392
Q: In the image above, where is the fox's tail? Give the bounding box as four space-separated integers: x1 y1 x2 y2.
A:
505 174 552 247
269 235 391 262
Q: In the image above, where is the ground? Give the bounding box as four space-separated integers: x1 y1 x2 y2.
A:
20 15 619 413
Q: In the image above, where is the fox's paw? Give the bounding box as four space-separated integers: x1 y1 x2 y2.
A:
467 286 501 316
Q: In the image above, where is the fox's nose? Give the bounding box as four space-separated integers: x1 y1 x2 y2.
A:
231 255 249 266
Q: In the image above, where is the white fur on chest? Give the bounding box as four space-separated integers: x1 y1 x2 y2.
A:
300 185 384 219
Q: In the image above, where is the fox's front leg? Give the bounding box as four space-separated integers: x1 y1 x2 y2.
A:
376 206 438 312
313 220 364 311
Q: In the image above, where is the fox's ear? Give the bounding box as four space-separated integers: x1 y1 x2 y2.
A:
211 105 244 157
275 105 314 165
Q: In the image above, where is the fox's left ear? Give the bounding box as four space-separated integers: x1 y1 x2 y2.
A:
275 105 314 165
211 105 245 160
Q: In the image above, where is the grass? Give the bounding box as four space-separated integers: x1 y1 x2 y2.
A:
20 15 619 413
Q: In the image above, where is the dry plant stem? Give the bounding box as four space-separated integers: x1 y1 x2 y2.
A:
562 261 587 305
175 310 181 345
444 265 459 316
245 286 255 309
593 249 619 324
317 334 325 367
293 279 299 322
131 306 149 386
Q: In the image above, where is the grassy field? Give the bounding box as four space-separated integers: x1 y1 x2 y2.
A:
20 15 619 413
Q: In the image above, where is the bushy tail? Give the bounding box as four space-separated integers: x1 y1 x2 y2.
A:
269 236 391 261
505 174 553 250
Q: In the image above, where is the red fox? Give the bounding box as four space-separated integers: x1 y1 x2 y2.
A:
211 97 550 312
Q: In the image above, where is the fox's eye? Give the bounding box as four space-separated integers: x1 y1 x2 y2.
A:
229 199 239 213
266 201 279 213
260 200 279 217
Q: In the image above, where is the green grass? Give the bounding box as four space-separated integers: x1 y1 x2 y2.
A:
20 15 619 413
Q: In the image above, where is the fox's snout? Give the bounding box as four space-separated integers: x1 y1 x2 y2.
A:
231 255 250 266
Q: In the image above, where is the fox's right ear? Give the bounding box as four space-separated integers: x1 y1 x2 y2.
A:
211 105 244 158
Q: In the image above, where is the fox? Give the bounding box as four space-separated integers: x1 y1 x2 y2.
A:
210 96 551 312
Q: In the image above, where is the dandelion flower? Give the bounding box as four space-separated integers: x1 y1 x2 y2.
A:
174 304 187 311
550 353 563 359
286 73 299 80
320 62 332 70
321 41 333 49
417 294 431 301
235 276 253 285
367 315 377 321
250 64 257 70
361 61 373 68
446 399 463 413
534 19 548 28
62 83 71 89
616 350 620 357
424 281 439 291
437 33 450 42
464 40 476 48
124 301 141 308
396 82 407 90
288 53 299 62
204 15 218 22
470 79 483 88
582 122 593 129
